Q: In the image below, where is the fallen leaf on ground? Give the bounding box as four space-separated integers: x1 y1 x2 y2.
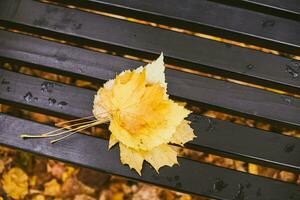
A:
1 167 29 199
61 175 95 198
74 194 96 200
44 179 61 196
112 192 124 200
32 194 46 200
62 166 76 182
77 168 109 188
0 160 4 174
48 162 65 180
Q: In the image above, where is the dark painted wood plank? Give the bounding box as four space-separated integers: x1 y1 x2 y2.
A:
0 114 299 200
210 0 300 21
0 30 300 129
242 0 300 16
1 1 300 94
52 0 300 54
0 69 299 173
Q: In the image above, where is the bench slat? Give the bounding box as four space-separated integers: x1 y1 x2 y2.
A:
1 69 299 173
51 0 300 54
1 0 300 93
209 0 300 21
1 30 300 129
0 114 299 200
241 0 300 16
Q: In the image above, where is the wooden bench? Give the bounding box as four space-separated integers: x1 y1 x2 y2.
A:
0 0 299 199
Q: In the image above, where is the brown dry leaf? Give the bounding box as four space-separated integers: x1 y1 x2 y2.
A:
279 171 297 182
1 167 29 199
132 184 161 200
80 181 96 196
77 168 109 189
48 162 65 180
74 194 96 200
61 176 82 198
61 176 95 198
44 179 61 196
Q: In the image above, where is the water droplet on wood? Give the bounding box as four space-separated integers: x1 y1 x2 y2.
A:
246 64 254 70
213 179 227 192
24 92 33 102
41 81 54 93
256 188 262 197
1 79 10 85
284 144 295 153
58 101 68 109
233 184 245 200
286 65 299 78
206 118 215 132
48 98 56 106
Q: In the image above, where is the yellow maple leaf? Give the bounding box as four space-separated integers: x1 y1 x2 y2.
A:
135 53 166 88
120 143 178 175
120 143 144 175
1 167 29 199
143 144 178 172
92 53 195 175
170 120 196 146
97 69 190 150
108 134 119 149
